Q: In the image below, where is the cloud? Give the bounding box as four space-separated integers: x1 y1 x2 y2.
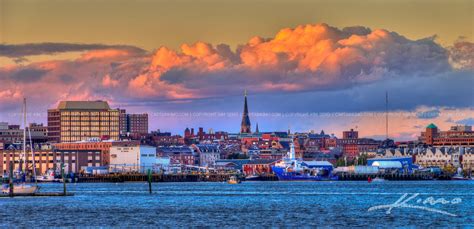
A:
449 40 474 70
12 68 50 83
0 43 147 58
416 109 440 119
455 118 474 126
0 23 472 137
125 23 453 99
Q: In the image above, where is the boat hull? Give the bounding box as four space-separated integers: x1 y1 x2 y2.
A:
2 184 38 194
272 166 338 181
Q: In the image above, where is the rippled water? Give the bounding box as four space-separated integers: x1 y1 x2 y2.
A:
0 181 472 227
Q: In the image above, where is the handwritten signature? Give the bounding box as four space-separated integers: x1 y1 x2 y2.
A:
368 193 462 217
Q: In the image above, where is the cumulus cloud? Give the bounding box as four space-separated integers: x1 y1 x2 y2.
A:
0 23 472 134
127 23 453 98
449 40 474 70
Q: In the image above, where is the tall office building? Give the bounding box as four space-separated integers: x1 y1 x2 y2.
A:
48 101 120 143
118 110 148 138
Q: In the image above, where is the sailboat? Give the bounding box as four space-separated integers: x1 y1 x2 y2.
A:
1 98 39 194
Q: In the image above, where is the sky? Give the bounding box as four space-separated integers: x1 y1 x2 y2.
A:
0 0 473 140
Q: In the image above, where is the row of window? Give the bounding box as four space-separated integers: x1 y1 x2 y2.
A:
61 126 119 131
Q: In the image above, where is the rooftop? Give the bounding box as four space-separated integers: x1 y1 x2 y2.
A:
57 101 111 110
426 123 438 129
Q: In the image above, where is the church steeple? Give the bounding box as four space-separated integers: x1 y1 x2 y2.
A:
255 123 259 133
240 90 251 134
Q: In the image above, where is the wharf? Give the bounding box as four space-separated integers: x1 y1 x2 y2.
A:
338 173 436 181
77 173 242 183
0 192 74 198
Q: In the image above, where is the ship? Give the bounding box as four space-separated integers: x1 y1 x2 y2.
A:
271 142 338 181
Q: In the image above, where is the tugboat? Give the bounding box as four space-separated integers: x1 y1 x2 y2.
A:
227 175 241 184
271 143 338 181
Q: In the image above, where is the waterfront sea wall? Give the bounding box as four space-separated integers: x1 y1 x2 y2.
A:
73 173 445 183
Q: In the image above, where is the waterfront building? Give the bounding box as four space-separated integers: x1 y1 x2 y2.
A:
193 144 221 167
0 144 55 176
337 131 381 159
27 123 49 143
183 127 229 145
419 123 474 146
155 157 171 172
48 101 120 143
240 91 251 134
53 141 117 173
109 142 156 173
367 157 415 173
0 122 48 144
0 122 24 143
214 159 251 172
119 111 149 139
242 159 278 176
343 129 359 139
144 131 185 146
461 148 474 171
157 146 196 165
258 148 287 160
376 146 473 170
414 147 464 168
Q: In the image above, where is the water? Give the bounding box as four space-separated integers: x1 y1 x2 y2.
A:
1 181 472 227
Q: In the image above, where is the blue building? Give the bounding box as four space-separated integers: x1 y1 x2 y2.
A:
367 157 418 173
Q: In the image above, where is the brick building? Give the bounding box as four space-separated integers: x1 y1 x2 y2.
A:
420 124 474 146
48 101 120 143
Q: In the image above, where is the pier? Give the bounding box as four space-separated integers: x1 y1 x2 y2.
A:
0 192 74 198
76 173 244 183
338 173 436 181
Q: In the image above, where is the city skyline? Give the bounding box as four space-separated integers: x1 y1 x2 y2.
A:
0 0 473 140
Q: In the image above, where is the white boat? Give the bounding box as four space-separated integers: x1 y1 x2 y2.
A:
372 177 385 182
451 174 468 180
36 169 57 182
2 184 38 194
452 168 468 180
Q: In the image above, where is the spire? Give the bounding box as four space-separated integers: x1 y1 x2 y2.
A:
255 123 259 133
240 90 251 134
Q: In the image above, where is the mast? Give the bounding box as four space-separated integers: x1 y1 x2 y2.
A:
22 98 27 172
26 105 38 186
385 91 388 140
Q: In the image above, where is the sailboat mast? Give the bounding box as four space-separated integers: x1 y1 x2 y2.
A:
23 98 27 172
25 99 38 185
385 91 388 140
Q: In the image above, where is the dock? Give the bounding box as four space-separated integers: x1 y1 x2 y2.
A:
0 192 74 198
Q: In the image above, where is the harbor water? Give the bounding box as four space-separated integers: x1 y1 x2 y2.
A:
1 181 472 227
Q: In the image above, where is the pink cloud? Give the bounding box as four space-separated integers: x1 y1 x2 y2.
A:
0 23 469 110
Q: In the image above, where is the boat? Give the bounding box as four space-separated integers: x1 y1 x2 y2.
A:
271 142 338 181
244 174 261 181
452 168 468 180
2 98 39 195
2 183 38 194
227 176 241 184
372 177 385 182
36 169 58 182
451 175 468 180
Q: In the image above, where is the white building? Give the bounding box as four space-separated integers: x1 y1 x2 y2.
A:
193 144 220 167
155 157 171 172
110 145 157 173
